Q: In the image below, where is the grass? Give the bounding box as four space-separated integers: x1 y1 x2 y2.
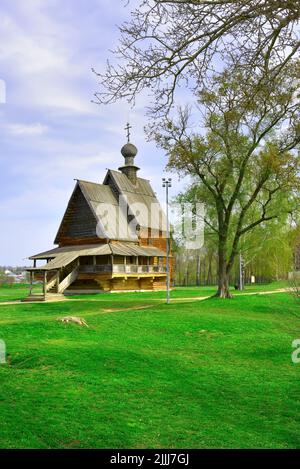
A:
0 283 299 448
0 283 42 302
0 280 289 303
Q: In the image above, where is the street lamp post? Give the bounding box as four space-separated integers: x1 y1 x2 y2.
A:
162 177 172 304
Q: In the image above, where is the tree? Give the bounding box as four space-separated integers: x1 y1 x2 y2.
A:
150 63 300 297
94 0 300 117
239 215 295 282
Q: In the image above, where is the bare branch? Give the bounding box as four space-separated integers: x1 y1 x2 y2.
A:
94 0 300 117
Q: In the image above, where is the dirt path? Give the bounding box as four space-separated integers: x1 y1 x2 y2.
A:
0 288 290 307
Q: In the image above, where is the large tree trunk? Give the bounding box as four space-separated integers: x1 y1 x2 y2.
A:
215 238 233 298
216 270 232 298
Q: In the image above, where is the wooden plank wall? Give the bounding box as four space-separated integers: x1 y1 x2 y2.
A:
57 187 99 245
75 272 166 291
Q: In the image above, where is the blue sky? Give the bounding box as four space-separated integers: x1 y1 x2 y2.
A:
0 0 182 266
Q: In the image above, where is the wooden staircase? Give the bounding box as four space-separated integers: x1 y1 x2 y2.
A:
22 294 46 302
23 263 80 302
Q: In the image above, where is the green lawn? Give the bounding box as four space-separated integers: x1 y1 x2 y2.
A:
0 280 289 303
0 283 42 302
0 283 299 448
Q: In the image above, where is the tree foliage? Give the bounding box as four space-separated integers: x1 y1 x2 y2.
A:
152 63 300 296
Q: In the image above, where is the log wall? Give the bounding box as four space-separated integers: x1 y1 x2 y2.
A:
69 272 167 292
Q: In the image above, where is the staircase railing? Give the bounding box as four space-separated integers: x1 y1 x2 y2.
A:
58 266 79 293
45 273 58 293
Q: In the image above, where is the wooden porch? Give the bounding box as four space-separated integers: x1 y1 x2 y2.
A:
25 251 168 299
78 254 167 277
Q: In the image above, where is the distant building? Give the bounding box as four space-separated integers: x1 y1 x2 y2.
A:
4 270 26 283
25 134 171 300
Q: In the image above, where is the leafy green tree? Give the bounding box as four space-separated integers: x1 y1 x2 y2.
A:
151 64 300 297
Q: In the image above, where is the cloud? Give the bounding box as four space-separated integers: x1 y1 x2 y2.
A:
0 1 96 114
4 122 49 136
0 0 174 266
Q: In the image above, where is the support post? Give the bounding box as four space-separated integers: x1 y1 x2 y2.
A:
43 271 47 296
162 178 172 304
29 271 33 296
56 271 60 293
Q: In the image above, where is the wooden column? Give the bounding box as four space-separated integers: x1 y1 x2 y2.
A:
110 255 114 291
56 270 60 293
124 256 127 273
29 271 33 296
33 260 37 268
43 271 47 296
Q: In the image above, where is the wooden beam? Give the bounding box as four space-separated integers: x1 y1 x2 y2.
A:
43 271 47 296
56 271 60 293
29 271 33 295
111 254 114 275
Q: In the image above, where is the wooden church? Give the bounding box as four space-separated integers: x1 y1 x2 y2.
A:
25 130 171 300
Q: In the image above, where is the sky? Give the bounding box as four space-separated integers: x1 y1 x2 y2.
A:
0 0 184 266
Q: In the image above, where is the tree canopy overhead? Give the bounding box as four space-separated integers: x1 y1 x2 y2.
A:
151 62 300 297
93 0 300 117
93 0 300 298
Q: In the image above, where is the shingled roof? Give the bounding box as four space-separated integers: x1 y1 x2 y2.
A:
28 242 168 271
54 169 166 245
105 170 166 232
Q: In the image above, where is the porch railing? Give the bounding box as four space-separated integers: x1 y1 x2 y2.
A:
79 265 112 273
79 264 166 274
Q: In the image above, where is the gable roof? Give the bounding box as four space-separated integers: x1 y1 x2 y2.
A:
54 167 166 246
105 170 166 231
105 169 156 197
54 180 136 244
79 179 137 241
54 182 97 244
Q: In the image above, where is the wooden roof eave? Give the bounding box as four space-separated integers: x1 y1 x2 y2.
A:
54 181 80 245
26 266 59 273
